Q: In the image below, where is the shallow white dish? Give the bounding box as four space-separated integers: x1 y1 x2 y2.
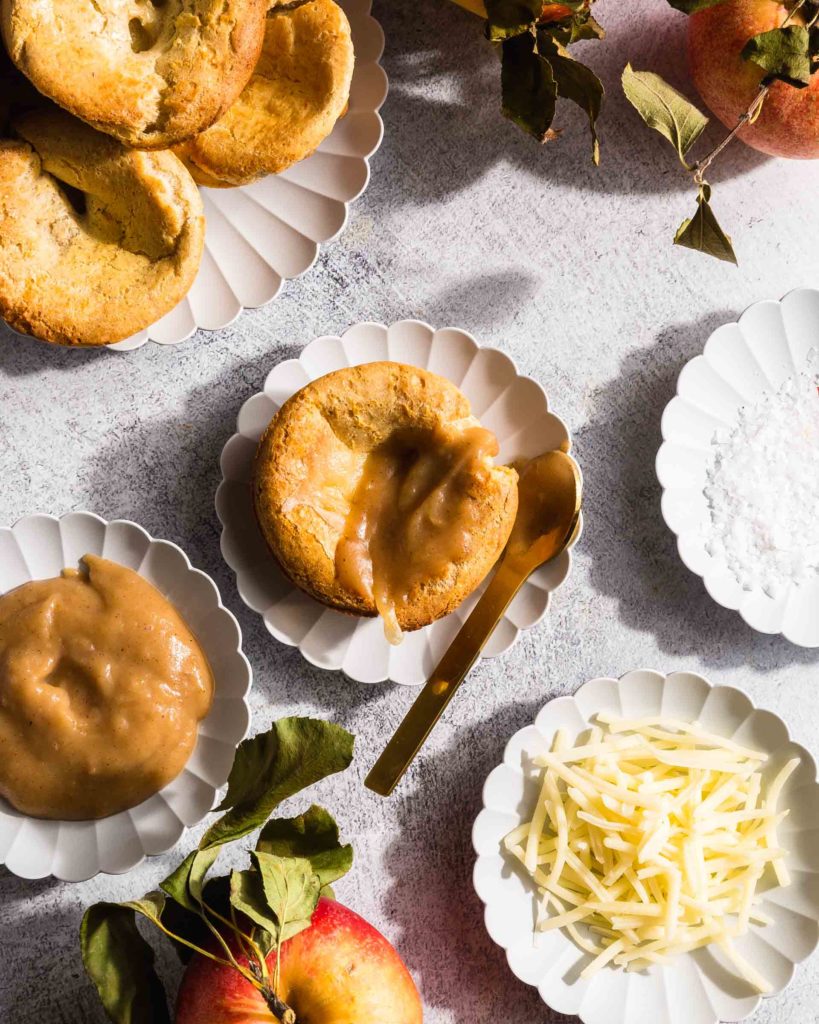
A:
472 669 819 1024
657 288 819 647
216 318 579 686
0 512 251 881
109 0 387 351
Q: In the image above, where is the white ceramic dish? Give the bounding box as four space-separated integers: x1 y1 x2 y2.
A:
106 0 387 351
472 669 819 1024
216 318 580 686
657 288 819 647
0 512 252 881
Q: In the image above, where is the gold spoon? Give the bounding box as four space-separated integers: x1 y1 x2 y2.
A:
365 449 582 797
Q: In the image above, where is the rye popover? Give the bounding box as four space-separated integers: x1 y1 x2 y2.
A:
0 106 205 346
0 0 269 148
253 363 519 644
175 0 354 186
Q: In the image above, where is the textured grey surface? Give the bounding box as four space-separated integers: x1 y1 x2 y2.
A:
2 1 819 1021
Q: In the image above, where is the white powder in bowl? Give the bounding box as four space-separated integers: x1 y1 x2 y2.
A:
704 353 819 597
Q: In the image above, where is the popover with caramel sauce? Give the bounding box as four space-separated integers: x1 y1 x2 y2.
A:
253 362 519 644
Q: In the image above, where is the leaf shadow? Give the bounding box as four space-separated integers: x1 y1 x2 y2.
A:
574 310 819 670
379 691 579 1023
371 0 768 216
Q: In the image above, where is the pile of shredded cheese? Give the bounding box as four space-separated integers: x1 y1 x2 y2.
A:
504 713 799 991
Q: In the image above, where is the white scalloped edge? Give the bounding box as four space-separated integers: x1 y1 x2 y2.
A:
656 289 819 648
110 0 388 351
0 512 252 881
216 318 581 685
472 669 819 1024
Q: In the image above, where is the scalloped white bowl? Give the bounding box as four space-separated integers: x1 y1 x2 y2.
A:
216 319 580 685
0 512 252 881
472 670 819 1024
0 0 386 353
657 289 819 647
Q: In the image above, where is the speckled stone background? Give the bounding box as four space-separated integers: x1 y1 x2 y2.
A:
2 1 819 1021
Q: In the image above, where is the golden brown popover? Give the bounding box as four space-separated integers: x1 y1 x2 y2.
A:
0 0 269 149
0 106 204 346
253 362 519 642
175 0 354 186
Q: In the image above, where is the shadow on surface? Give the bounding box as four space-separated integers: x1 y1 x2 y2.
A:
0 323 114 378
383 692 579 1023
575 310 819 671
372 0 767 212
83 338 387 719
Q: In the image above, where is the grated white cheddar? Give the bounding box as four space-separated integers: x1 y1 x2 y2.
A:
505 716 798 991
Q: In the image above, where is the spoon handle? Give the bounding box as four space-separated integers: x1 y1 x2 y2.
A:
364 557 525 797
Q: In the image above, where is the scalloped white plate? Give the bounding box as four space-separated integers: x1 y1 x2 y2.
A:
216 319 580 685
0 512 252 881
472 669 819 1024
105 0 387 351
657 289 819 647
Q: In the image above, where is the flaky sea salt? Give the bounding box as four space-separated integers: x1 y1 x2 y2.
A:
704 353 819 597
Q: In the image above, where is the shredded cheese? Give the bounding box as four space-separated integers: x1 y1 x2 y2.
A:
505 716 797 991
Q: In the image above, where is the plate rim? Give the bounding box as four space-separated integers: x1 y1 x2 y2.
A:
471 667 819 1024
0 509 252 881
656 287 819 648
216 316 580 686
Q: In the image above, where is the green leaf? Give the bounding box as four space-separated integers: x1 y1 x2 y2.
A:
230 868 280 939
257 805 353 891
665 0 728 12
501 32 559 141
538 36 604 164
80 899 170 1024
253 852 322 944
674 185 738 264
742 26 813 87
568 13 605 42
622 64 709 165
546 9 605 46
159 847 220 912
201 718 355 851
484 0 543 41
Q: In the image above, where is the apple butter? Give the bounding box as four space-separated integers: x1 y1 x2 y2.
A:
0 555 214 820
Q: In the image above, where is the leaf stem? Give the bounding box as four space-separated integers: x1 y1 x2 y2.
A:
691 83 770 185
782 0 808 27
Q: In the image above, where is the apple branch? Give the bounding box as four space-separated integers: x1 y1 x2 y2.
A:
261 987 297 1024
690 82 770 185
247 958 297 1024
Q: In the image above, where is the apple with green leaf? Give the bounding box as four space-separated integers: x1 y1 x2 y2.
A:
622 0 819 263
689 0 819 158
175 897 422 1024
81 718 422 1024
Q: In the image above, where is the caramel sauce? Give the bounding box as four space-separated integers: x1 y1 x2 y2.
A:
335 425 500 644
0 555 213 820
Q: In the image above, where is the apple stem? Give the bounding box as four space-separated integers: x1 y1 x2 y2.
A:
260 986 297 1024
691 83 770 186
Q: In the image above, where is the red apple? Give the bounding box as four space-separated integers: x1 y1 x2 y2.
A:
175 898 423 1024
689 0 819 159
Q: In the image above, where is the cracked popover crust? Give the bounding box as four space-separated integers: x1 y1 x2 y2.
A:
0 0 269 149
0 106 205 346
175 0 354 187
252 363 519 638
